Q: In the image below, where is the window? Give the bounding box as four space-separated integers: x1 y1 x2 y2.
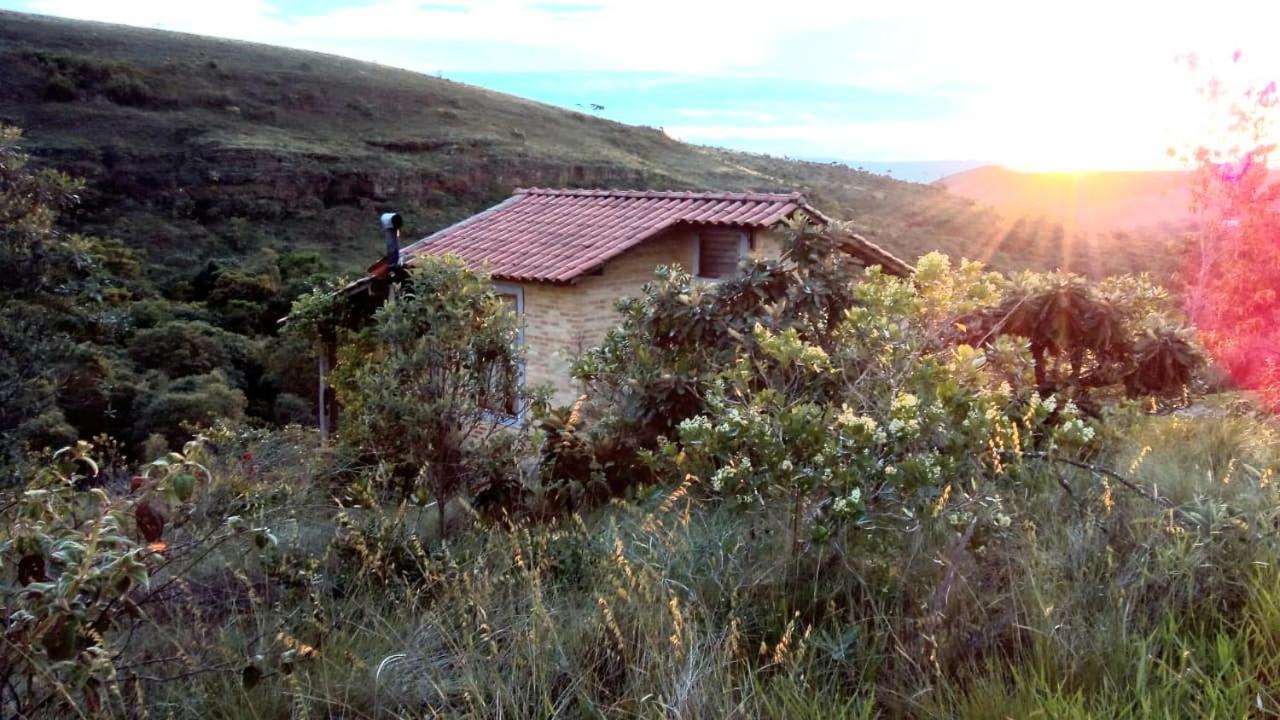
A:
695 229 750 280
482 283 524 422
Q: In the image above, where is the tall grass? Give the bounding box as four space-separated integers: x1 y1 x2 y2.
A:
56 403 1280 717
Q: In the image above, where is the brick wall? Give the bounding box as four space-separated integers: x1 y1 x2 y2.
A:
752 227 786 260
516 225 784 406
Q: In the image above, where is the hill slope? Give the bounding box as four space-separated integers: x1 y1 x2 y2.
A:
941 165 1199 233
0 10 1185 280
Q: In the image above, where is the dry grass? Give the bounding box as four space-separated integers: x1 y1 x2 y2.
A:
68 402 1273 718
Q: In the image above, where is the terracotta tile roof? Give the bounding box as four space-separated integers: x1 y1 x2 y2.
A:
832 231 915 278
388 188 830 283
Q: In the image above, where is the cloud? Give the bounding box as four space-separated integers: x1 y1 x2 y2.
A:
525 1 602 12
417 2 470 12
672 108 777 123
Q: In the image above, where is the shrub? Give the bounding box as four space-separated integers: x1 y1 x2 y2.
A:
271 391 314 425
322 256 539 538
42 74 77 102
128 320 229 377
957 268 1200 403
133 371 247 445
572 228 1199 563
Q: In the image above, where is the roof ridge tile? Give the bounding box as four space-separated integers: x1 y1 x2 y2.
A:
515 187 805 203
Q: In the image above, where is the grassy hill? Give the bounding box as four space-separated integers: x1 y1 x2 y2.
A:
941 165 1200 232
0 10 1186 282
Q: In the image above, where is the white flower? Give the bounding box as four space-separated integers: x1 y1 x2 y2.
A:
836 405 879 436
884 465 898 476
1055 417 1097 444
710 465 735 492
831 488 863 517
891 392 920 413
678 416 712 434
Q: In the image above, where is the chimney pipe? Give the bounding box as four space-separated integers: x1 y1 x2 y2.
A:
380 211 403 268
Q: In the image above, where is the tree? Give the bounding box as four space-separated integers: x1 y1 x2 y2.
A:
0 126 150 468
327 256 531 540
571 224 1200 542
957 270 1199 406
1178 55 1280 406
0 125 80 296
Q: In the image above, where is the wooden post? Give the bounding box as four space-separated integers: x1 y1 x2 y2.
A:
318 343 330 444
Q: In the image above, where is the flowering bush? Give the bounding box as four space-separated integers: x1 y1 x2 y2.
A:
574 227 1193 552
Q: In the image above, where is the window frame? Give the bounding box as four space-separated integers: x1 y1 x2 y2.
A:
486 282 525 425
692 228 751 281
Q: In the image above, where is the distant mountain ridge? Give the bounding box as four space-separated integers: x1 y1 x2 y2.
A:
824 160 987 184
940 165 1199 233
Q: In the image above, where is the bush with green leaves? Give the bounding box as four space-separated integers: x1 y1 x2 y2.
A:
0 440 205 714
0 434 314 717
574 228 1200 551
133 370 248 445
957 269 1200 404
0 122 348 468
317 256 539 537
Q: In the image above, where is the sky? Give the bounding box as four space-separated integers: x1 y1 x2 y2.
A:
3 0 1277 174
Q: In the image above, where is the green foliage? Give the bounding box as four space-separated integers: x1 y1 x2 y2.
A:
0 125 81 296
3 390 1275 717
572 227 1172 543
0 126 160 467
575 220 870 443
328 256 536 537
283 276 360 344
1 445 149 713
959 267 1201 401
134 371 248 445
0 123 337 467
23 49 175 109
0 439 215 714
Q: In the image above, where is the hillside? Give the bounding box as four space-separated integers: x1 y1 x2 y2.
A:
941 165 1200 233
0 10 1187 282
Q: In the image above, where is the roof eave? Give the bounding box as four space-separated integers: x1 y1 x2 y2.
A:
832 231 914 277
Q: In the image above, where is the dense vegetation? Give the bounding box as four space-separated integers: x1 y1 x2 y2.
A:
1183 77 1280 409
12 198 1274 716
1 16 1276 717
0 125 325 473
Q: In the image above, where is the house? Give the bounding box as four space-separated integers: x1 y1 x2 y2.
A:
329 188 911 434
